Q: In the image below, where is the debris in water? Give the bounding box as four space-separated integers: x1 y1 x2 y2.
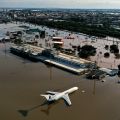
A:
81 90 85 93
101 79 106 82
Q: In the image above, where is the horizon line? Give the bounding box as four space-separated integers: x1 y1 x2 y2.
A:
1 7 120 10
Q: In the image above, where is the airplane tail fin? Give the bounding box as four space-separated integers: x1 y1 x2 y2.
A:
41 94 50 100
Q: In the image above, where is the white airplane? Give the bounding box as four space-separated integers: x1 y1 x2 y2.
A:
41 87 78 106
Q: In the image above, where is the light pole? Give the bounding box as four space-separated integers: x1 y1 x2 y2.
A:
49 41 53 81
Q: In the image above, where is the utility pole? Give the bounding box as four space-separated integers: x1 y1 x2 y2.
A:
49 41 53 81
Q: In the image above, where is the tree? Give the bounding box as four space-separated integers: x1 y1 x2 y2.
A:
78 45 96 58
35 35 39 39
14 38 22 44
105 45 109 50
17 31 22 35
117 65 120 77
104 52 110 58
110 44 119 54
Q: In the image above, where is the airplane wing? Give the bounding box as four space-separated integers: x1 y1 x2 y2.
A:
46 91 59 95
62 94 72 106
41 94 50 100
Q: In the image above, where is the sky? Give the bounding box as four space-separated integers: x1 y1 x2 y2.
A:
0 0 120 9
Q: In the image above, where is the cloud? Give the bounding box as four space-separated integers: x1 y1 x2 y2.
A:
0 0 120 8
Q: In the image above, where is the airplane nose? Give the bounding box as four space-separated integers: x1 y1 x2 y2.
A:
75 87 79 90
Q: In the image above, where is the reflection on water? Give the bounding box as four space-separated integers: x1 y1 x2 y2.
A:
17 105 41 117
41 101 60 116
18 110 29 117
18 100 59 117
41 105 51 116
93 79 96 95
18 103 44 117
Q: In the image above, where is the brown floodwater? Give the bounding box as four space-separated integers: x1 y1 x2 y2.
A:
0 43 120 120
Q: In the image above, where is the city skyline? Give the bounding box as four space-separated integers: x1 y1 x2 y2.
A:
0 0 120 9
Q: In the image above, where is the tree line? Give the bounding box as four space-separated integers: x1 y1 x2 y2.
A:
25 17 120 39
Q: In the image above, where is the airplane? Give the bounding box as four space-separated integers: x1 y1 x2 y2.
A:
40 87 78 106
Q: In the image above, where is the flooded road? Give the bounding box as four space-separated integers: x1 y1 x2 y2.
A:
0 43 120 120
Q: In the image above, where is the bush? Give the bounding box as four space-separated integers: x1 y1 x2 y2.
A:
115 53 120 59
118 65 120 70
99 51 102 54
104 52 110 58
77 45 81 51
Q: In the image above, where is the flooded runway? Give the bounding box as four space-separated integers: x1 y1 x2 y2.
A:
0 23 120 120
0 43 120 120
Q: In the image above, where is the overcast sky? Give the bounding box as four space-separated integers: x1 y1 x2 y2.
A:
1 0 120 9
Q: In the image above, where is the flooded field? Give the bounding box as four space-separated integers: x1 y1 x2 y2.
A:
1 22 120 69
0 23 120 120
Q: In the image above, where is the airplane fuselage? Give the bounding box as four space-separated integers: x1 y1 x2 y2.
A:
41 87 78 106
49 87 78 101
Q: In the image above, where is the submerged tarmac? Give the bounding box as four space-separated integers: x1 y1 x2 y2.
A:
1 43 120 120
